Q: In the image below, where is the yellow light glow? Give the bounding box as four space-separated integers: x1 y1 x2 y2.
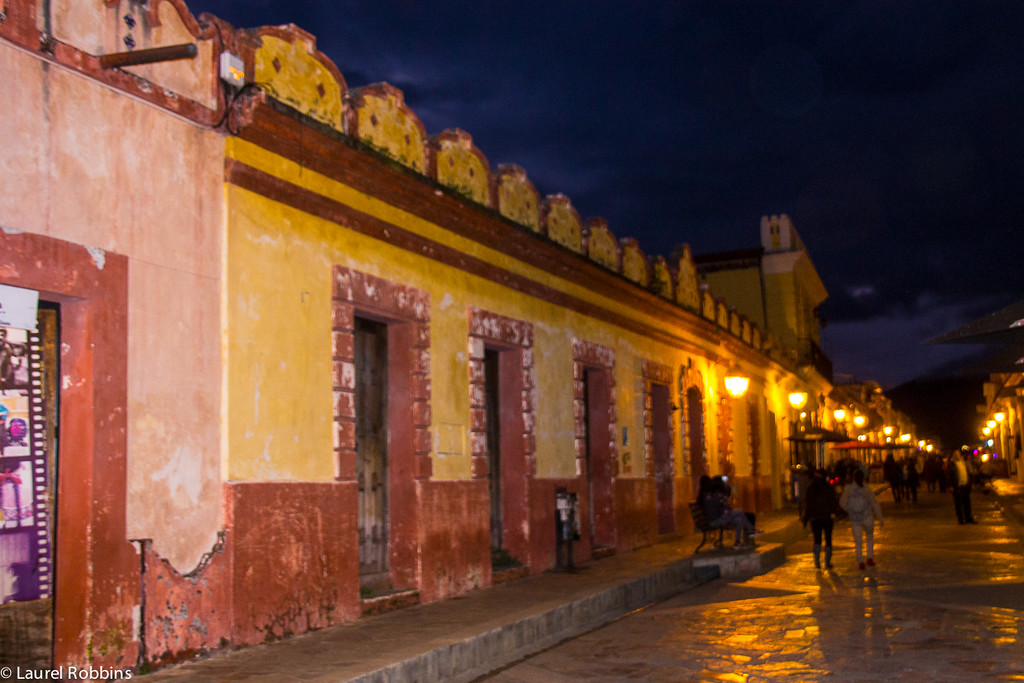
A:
788 392 807 409
857 434 867 441
983 426 992 435
987 420 996 429
883 426 893 435
981 453 990 463
918 440 926 448
833 409 847 421
926 444 933 452
995 412 1006 422
853 415 866 427
725 375 750 398
900 433 911 442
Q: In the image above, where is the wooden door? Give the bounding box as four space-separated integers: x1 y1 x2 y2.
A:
584 368 614 547
484 349 502 551
355 317 389 589
651 383 674 534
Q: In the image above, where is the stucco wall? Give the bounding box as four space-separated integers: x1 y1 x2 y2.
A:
0 41 224 572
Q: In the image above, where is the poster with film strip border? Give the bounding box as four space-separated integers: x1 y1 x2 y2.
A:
1 325 52 604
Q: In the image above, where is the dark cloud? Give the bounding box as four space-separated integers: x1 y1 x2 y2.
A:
193 0 1024 387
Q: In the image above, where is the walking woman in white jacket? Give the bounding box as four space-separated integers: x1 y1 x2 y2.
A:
840 468 884 569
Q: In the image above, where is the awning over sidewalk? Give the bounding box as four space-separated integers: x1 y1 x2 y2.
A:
829 440 887 450
929 299 1024 345
786 427 849 443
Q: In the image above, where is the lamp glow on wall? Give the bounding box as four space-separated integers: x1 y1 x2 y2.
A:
788 391 807 409
724 374 750 398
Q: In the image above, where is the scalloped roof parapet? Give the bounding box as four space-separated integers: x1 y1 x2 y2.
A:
620 238 649 287
674 245 701 312
716 299 729 329
345 82 428 173
729 309 741 337
542 194 583 254
427 129 492 207
700 288 715 322
180 1 770 355
250 24 347 131
495 164 541 232
583 218 620 271
651 256 673 300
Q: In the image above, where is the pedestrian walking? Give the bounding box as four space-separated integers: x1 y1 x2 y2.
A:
883 453 902 502
904 455 920 503
801 468 840 570
948 449 976 524
839 468 884 569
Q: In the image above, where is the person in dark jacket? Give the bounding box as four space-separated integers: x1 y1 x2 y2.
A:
801 468 841 569
883 453 902 502
699 475 757 548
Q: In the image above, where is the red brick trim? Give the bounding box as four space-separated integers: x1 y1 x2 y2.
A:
641 360 675 478
467 308 536 480
331 267 431 481
571 339 617 472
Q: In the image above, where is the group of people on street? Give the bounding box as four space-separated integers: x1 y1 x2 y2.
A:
882 453 921 502
698 447 981 570
797 448 980 570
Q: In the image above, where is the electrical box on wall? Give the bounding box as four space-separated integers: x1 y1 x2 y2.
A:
219 52 245 87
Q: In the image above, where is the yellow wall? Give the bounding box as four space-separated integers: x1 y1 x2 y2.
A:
223 140 750 487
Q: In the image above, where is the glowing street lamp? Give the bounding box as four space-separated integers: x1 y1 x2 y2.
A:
987 420 996 429
853 415 866 428
724 375 750 398
995 412 1006 422
833 408 847 421
788 392 807 409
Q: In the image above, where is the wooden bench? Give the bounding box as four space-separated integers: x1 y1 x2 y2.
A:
689 500 724 552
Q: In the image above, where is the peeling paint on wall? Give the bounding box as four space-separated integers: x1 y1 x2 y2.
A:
86 246 106 270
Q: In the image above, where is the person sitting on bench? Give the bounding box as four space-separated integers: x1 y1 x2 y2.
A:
698 475 759 548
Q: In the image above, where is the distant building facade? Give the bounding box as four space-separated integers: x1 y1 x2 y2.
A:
2 0 834 671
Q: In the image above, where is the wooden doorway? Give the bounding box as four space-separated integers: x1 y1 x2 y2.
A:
355 316 389 591
686 387 706 496
651 383 674 534
583 368 614 548
484 348 503 553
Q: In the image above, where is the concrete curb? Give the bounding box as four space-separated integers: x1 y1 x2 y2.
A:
350 560 721 683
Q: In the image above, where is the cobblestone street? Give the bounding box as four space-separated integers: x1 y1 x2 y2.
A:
489 481 1024 681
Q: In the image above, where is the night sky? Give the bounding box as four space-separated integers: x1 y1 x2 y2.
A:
191 1 1024 389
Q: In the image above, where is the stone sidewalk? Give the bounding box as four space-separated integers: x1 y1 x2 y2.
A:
488 477 1024 681
141 505 807 681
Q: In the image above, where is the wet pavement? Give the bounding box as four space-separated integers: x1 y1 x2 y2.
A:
141 479 1024 681
488 479 1024 681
